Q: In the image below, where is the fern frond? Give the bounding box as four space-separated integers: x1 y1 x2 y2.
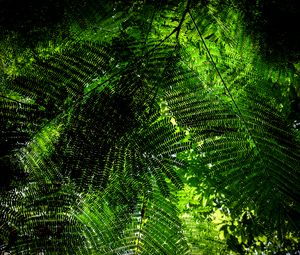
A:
73 184 189 255
160 41 300 234
0 181 82 254
0 97 44 154
167 83 300 235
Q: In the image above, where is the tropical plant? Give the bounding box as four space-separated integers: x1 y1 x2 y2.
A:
1 0 300 254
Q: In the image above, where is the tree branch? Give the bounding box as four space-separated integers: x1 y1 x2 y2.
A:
188 9 260 154
176 0 192 39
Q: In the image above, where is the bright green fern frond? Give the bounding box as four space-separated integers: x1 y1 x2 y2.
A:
73 184 189 255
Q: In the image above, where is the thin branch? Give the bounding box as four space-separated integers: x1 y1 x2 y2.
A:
188 10 260 154
188 10 237 110
176 0 192 39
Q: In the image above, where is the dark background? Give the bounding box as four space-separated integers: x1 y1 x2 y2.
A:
0 0 299 61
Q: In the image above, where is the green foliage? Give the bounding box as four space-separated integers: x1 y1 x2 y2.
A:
74 184 189 254
176 184 228 254
1 0 300 254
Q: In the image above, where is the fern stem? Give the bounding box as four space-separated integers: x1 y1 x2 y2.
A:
188 10 259 151
135 198 147 255
188 10 237 113
0 94 32 106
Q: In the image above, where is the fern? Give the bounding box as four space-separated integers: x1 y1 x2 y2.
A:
164 56 300 238
0 0 300 254
73 183 189 255
0 181 82 254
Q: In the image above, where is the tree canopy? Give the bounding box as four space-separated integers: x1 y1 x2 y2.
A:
1 0 300 254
